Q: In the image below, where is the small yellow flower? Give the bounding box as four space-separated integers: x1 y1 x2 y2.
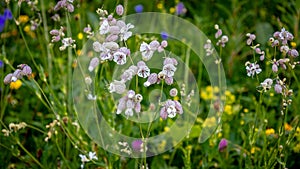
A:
203 117 216 128
251 147 261 154
284 123 292 131
164 126 170 132
240 120 245 125
157 3 163 9
169 7 175 13
243 108 249 113
224 105 233 115
270 92 274 97
174 96 179 101
18 15 29 23
10 80 22 90
76 49 81 56
291 42 297 48
217 132 222 138
24 25 30 32
293 143 300 153
266 128 275 135
77 33 83 40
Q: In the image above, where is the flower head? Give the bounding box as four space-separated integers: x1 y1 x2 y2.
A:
218 138 228 152
245 62 262 77
175 2 186 15
134 4 144 13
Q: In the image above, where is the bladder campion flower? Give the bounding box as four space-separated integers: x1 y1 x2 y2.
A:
245 61 262 77
160 100 183 120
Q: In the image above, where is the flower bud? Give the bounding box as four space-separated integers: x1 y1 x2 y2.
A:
116 5 124 16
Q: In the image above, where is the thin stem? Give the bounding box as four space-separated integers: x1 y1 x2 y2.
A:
16 140 44 168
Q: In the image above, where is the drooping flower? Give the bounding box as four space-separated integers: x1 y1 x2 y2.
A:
246 33 256 45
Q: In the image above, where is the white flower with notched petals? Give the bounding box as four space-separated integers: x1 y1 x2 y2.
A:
140 42 154 61
113 51 127 65
120 23 134 41
137 65 150 78
100 20 110 35
162 63 177 77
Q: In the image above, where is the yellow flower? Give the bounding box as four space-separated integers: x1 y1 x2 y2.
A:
169 7 175 13
291 42 297 48
24 25 31 32
157 3 163 9
240 120 245 125
10 80 22 90
251 147 261 154
270 92 274 97
224 105 233 115
293 143 300 153
203 117 216 128
164 127 170 132
18 15 29 23
77 33 83 40
243 108 249 113
266 128 275 135
284 123 292 131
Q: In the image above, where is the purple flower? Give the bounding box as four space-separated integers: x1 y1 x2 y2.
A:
0 15 6 32
288 49 299 58
0 60 3 68
161 31 169 40
134 4 144 13
132 140 143 152
4 9 13 20
218 138 228 152
175 2 186 15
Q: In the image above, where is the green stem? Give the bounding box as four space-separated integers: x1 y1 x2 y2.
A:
16 140 44 168
40 0 54 89
66 12 73 116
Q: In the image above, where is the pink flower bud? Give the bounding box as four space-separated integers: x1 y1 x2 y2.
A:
116 5 124 16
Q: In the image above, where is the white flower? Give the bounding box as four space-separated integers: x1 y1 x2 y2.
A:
100 20 110 35
88 151 98 160
140 42 154 61
162 64 177 77
167 105 177 118
87 94 97 100
119 23 134 41
137 65 150 78
109 80 126 94
79 154 90 163
113 51 127 65
260 78 273 92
